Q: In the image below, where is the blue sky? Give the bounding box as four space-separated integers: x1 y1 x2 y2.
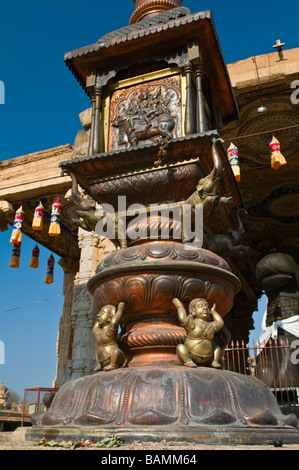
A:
0 0 296 398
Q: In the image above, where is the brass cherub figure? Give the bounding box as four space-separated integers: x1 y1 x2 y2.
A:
93 302 126 372
173 298 228 369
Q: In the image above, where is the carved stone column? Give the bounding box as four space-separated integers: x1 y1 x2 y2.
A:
93 84 103 154
183 62 196 135
54 257 79 388
194 65 207 134
63 229 115 383
88 93 96 156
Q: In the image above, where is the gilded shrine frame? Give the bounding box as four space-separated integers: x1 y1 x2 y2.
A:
102 67 187 153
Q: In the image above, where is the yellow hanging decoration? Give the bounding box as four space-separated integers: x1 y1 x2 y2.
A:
29 245 40 269
10 243 21 268
270 136 287 169
48 198 61 237
10 206 24 244
44 254 55 284
32 202 44 231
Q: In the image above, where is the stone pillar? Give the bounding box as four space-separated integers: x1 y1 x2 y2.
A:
54 257 79 388
194 65 207 134
62 229 115 383
184 62 196 135
93 84 103 154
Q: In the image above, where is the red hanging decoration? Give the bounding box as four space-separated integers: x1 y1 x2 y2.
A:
44 254 55 284
10 243 21 268
10 206 24 244
32 202 44 231
270 136 287 169
227 142 241 182
29 245 40 269
48 198 61 237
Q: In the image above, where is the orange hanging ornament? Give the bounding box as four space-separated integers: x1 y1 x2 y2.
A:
29 245 40 269
32 202 44 231
10 242 21 268
270 136 287 169
48 198 61 237
10 206 24 244
44 254 55 284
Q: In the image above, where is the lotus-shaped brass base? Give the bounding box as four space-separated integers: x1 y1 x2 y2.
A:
30 366 299 445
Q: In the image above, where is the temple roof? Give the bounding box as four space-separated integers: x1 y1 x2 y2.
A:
64 7 237 120
64 8 194 61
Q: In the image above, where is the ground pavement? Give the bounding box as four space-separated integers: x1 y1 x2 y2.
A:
0 429 299 451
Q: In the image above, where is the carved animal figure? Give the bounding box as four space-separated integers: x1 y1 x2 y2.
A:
62 170 127 249
113 114 175 147
181 138 233 243
185 138 233 220
205 208 250 258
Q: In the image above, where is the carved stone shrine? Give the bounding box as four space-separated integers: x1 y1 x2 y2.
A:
13 0 299 444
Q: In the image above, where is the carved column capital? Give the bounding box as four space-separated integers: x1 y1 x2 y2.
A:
58 256 79 274
194 64 205 78
0 200 14 232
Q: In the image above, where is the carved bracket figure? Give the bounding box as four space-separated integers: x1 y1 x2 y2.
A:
92 302 127 371
181 138 234 243
205 208 250 258
173 298 230 369
185 138 233 217
62 170 127 249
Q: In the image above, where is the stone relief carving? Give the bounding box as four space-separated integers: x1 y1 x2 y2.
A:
109 76 181 151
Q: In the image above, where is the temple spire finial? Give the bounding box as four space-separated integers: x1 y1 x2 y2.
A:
130 0 183 25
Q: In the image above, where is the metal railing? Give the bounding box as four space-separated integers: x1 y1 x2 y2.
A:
224 339 299 416
21 387 58 426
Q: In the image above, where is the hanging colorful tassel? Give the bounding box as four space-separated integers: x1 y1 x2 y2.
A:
10 206 24 244
270 136 287 169
44 254 55 284
10 243 21 268
32 201 44 231
227 142 241 182
48 198 61 237
29 245 40 269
